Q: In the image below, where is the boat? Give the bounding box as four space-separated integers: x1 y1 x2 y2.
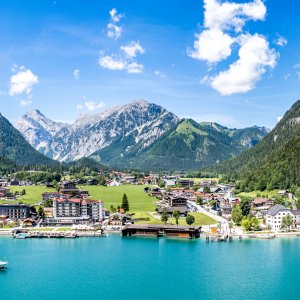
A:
258 234 276 239
0 260 7 270
14 233 30 239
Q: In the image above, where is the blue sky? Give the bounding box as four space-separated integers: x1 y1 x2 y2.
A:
0 0 299 128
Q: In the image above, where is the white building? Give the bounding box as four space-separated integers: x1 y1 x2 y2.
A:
53 198 104 222
265 204 295 231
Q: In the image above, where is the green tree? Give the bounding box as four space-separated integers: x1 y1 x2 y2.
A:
231 204 243 225
240 197 251 216
161 208 169 225
281 214 294 231
196 196 203 205
173 210 180 226
203 186 210 193
38 206 45 218
250 216 260 231
294 187 300 209
121 193 129 212
241 218 252 232
186 214 195 226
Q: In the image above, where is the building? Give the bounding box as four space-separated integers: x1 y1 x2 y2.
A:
157 206 188 217
42 192 70 203
168 196 188 207
265 204 295 231
59 181 80 195
0 204 32 220
122 224 201 239
178 180 194 188
252 198 274 209
53 198 104 222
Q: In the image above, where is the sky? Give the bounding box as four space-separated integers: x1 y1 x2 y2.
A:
0 0 299 129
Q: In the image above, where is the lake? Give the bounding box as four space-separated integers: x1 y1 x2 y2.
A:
1 235 300 299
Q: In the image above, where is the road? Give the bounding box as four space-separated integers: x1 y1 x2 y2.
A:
187 200 230 233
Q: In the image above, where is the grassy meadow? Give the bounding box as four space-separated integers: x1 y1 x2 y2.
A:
0 184 216 226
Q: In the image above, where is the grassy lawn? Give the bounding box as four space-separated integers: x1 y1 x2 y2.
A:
132 212 162 225
181 178 219 184
2 186 56 205
79 185 156 212
133 212 215 226
170 213 216 226
237 189 279 198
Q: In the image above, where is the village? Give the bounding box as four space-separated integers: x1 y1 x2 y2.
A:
0 172 300 239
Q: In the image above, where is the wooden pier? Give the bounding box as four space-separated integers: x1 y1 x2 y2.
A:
122 224 201 239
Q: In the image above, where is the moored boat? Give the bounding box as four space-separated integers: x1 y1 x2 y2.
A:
0 260 8 270
14 233 29 239
258 234 276 239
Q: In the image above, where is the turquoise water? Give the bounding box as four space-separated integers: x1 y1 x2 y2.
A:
1 236 300 300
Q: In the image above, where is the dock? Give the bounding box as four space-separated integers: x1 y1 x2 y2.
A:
14 230 106 239
122 224 201 239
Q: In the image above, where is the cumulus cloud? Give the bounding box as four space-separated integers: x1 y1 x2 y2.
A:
99 55 126 71
274 34 287 47
107 8 123 40
73 69 80 79
121 41 145 58
210 34 278 95
188 29 234 63
9 66 39 96
189 0 278 95
77 101 106 111
203 0 266 32
99 41 145 74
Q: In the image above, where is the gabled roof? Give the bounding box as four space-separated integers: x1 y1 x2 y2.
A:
266 204 290 216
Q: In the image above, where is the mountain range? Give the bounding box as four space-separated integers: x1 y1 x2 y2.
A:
0 113 57 166
14 99 268 171
211 100 300 190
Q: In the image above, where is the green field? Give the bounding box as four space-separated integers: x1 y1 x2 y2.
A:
0 184 216 226
237 189 279 198
0 186 55 205
132 211 215 226
78 185 156 212
181 178 219 184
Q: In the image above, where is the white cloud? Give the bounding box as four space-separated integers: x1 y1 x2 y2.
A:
107 8 123 40
127 62 144 74
293 63 300 69
9 66 39 96
189 0 277 95
277 116 283 122
109 8 123 23
121 41 145 58
154 70 166 78
188 29 234 63
20 99 32 106
77 101 106 111
274 34 287 47
204 0 266 32
98 55 126 71
73 69 80 79
99 41 145 74
210 34 278 95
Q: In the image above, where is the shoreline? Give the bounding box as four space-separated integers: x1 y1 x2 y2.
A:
2 228 300 240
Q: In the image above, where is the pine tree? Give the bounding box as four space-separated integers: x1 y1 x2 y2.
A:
121 193 129 212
